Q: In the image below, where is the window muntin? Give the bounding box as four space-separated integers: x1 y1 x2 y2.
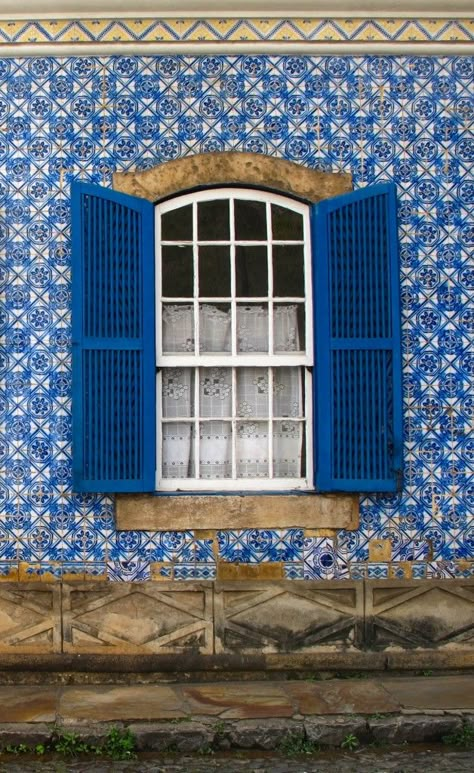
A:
155 188 313 491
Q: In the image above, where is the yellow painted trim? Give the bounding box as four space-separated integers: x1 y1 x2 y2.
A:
217 562 284 580
0 17 471 47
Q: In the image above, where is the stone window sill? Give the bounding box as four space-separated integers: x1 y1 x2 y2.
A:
115 492 359 531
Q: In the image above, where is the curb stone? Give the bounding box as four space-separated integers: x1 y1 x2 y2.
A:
226 719 304 750
304 716 369 746
129 722 214 752
0 724 52 747
0 715 470 753
369 715 463 744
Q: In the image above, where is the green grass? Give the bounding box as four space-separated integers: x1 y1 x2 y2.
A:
1 727 137 761
443 723 474 748
278 733 320 756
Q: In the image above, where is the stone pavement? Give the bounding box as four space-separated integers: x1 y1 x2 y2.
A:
0 674 473 753
1 749 474 772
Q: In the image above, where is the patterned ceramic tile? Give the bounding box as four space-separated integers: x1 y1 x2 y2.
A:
217 529 304 563
0 54 473 581
284 563 304 580
367 564 390 580
174 564 216 581
349 563 368 580
303 536 349 579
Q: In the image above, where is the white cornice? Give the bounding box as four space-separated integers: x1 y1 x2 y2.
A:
0 1 472 19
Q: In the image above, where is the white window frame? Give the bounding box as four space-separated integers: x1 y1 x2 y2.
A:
155 187 314 492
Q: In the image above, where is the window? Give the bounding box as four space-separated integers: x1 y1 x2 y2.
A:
71 175 402 499
157 189 312 491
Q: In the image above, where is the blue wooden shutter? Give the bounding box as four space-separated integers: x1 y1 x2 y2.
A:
312 183 402 492
72 182 155 492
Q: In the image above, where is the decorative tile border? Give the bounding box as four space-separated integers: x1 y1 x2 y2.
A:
0 17 471 51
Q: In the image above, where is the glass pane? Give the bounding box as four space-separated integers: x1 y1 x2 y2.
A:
273 244 305 297
271 204 303 240
162 368 194 417
199 245 231 297
273 421 303 477
162 422 194 478
235 199 267 240
162 304 194 354
274 303 305 353
200 367 232 418
273 367 302 417
199 304 231 353
162 245 193 297
236 245 268 296
198 199 229 241
236 367 269 418
199 421 232 479
161 204 192 241
237 304 269 353
237 421 269 478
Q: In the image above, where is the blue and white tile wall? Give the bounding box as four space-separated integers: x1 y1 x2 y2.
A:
0 54 473 581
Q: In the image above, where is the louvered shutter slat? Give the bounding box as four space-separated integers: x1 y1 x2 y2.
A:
72 182 155 492
313 184 402 491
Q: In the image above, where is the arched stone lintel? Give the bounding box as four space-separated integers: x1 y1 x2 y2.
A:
113 152 352 203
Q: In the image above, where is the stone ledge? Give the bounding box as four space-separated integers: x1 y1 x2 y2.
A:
116 492 359 531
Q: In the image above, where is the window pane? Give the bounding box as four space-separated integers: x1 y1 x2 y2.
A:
200 421 232 479
162 422 194 478
198 199 229 241
274 303 305 352
273 421 303 477
162 245 193 297
236 367 269 418
237 421 269 478
235 199 267 240
199 304 231 353
162 304 194 354
273 244 305 297
236 245 268 296
161 204 192 241
273 367 302 417
162 368 194 417
237 304 269 353
200 367 232 418
271 204 303 240
199 245 231 297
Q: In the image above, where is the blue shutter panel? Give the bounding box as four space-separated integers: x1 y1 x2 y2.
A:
72 182 155 492
313 183 402 492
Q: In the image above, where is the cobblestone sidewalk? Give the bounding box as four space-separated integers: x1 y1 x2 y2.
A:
0 748 474 772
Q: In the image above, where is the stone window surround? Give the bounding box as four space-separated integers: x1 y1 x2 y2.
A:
113 152 359 532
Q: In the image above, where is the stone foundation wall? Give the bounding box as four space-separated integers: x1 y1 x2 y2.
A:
0 579 473 669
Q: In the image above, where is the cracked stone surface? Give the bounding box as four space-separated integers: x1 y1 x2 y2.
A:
380 676 474 710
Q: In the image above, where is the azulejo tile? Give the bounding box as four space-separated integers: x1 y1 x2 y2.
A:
367 564 390 580
284 564 304 580
0 54 473 581
174 564 216 581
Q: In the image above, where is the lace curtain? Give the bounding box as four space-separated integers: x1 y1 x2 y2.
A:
161 304 303 480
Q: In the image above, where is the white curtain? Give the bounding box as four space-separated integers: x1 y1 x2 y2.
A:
161 304 303 480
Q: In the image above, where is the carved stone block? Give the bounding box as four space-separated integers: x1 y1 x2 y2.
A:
214 580 363 653
365 579 474 649
62 582 213 654
0 584 61 653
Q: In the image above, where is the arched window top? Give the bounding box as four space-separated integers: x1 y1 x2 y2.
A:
155 186 313 491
